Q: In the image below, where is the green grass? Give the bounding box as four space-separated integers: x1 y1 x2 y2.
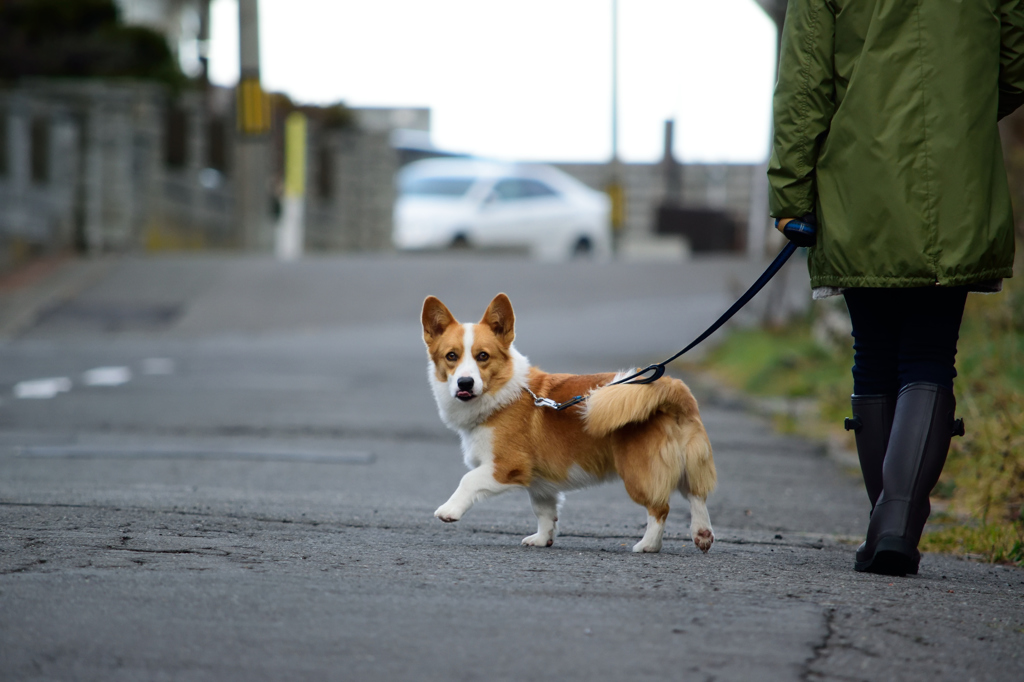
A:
692 260 1024 567
687 305 855 445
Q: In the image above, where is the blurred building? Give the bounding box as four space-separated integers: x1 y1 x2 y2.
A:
0 77 758 260
0 77 422 258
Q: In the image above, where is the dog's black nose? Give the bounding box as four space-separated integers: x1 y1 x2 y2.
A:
457 377 474 392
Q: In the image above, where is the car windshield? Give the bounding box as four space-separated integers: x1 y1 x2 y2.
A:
492 178 559 200
402 176 475 197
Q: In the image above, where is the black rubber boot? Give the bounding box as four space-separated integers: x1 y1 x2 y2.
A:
845 394 897 511
855 383 960 577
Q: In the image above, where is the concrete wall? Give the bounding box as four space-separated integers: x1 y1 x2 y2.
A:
554 161 756 244
0 81 406 258
0 81 165 255
299 108 421 252
0 92 80 250
151 87 236 249
354 108 430 134
305 129 398 252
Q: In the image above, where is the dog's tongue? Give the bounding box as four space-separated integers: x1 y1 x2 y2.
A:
456 390 473 400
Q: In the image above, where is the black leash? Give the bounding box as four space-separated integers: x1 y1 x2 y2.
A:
533 216 817 412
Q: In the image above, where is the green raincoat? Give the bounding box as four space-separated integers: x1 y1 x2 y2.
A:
768 0 1023 288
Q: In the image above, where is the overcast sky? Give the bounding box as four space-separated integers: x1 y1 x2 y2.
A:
208 0 777 164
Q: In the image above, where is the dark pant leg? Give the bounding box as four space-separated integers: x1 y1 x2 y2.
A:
895 287 968 389
843 287 968 394
843 289 901 396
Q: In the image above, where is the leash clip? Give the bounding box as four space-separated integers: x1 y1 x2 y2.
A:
525 386 561 410
525 386 586 411
533 395 562 409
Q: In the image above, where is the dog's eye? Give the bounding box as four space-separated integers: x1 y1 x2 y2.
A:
445 352 458 362
476 352 489 362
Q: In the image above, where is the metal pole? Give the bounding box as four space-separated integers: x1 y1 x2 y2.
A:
234 0 271 250
662 119 682 207
611 0 619 163
607 0 625 250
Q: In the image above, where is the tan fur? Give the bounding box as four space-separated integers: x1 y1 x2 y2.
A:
586 379 716 500
423 293 718 553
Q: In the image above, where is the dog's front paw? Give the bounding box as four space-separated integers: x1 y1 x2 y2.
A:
692 528 714 553
434 504 462 523
521 532 554 547
632 538 663 553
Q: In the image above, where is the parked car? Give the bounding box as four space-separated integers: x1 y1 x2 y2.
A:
393 158 612 259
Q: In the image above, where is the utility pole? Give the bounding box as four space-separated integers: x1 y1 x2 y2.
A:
234 0 271 250
606 0 625 251
661 119 682 207
611 0 619 164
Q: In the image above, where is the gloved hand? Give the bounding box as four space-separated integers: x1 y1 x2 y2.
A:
775 213 817 248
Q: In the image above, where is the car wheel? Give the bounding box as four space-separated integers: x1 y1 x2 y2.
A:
572 236 593 258
450 234 471 249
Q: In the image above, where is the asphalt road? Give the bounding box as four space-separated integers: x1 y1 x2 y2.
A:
0 253 1021 681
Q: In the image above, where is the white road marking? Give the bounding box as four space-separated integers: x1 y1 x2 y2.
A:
82 366 132 387
141 358 175 375
14 378 72 399
15 445 375 464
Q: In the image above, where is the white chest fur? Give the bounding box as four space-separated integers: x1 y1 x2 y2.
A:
458 426 494 470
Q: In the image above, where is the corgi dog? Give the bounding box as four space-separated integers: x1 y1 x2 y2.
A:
421 293 716 553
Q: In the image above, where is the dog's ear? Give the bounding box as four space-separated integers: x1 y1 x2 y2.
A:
480 293 515 346
422 296 457 345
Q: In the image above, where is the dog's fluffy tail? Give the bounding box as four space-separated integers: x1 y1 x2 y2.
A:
583 373 698 436
584 373 715 499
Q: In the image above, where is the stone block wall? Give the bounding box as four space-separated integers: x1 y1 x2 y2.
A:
554 161 756 244
305 129 398 252
0 81 166 255
0 81 406 257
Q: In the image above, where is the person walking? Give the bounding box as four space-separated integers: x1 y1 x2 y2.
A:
768 0 1021 576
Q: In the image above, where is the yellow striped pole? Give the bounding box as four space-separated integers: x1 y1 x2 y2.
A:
275 111 306 260
283 112 307 199
237 77 270 136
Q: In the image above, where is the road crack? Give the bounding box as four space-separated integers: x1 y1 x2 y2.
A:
104 546 231 557
801 606 836 681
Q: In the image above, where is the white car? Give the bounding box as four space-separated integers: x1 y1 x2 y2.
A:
393 158 612 259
